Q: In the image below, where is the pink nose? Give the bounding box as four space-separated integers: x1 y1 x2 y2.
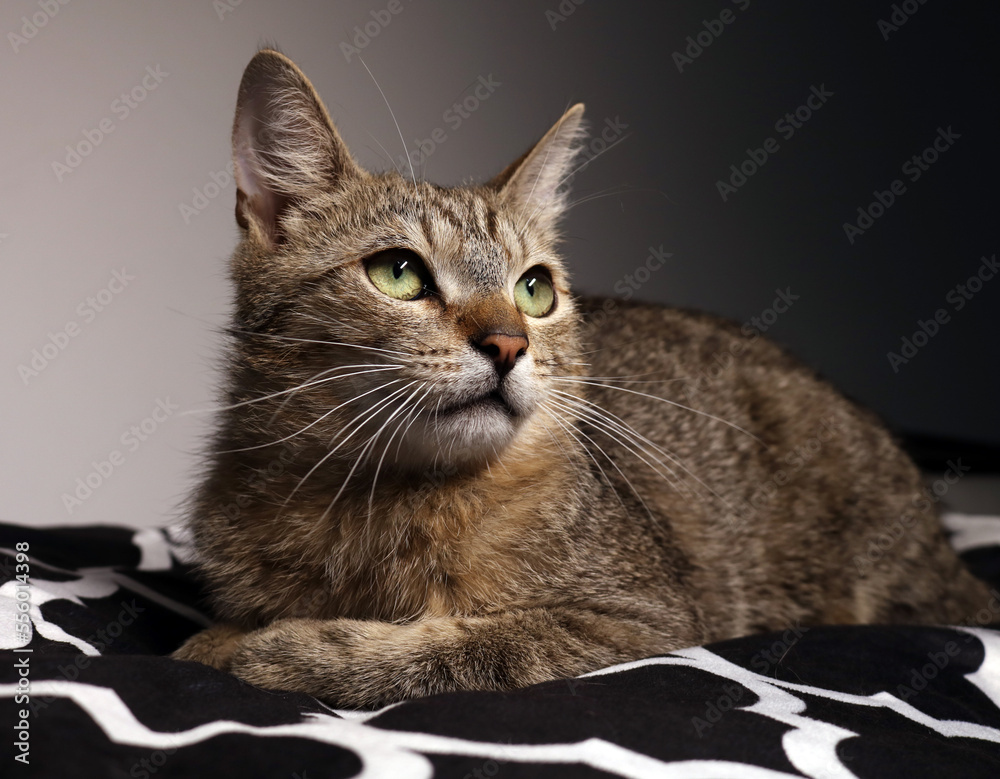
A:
474 332 529 377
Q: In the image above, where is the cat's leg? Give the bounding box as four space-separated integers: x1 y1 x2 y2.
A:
172 624 248 671
227 609 691 708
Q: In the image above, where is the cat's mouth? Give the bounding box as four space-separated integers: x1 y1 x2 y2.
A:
399 382 531 468
437 388 517 417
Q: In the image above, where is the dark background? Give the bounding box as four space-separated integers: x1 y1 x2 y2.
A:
475 1 999 450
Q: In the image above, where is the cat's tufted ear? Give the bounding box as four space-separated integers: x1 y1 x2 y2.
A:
232 49 360 247
489 103 586 230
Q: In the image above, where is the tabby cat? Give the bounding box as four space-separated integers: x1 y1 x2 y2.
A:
172 49 991 708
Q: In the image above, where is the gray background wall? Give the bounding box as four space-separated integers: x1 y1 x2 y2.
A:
2 0 997 529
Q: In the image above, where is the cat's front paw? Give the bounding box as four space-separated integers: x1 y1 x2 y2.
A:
227 619 369 706
172 624 247 671
227 619 327 691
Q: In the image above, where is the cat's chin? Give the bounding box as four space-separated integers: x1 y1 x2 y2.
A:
395 400 527 471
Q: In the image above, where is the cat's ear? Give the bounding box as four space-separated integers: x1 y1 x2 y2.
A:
490 104 586 230
232 49 360 247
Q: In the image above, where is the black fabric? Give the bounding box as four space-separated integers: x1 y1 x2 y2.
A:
2 518 1000 778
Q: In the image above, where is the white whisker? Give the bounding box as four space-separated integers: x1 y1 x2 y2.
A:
539 402 630 515
218 377 407 453
367 382 430 518
550 388 735 510
232 328 415 358
320 380 422 522
184 365 403 416
546 394 683 493
551 377 767 448
283 382 418 511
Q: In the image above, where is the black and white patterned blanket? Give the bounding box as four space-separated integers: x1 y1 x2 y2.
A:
2 514 1000 778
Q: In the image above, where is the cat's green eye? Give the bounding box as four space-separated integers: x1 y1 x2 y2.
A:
514 269 555 317
366 250 432 301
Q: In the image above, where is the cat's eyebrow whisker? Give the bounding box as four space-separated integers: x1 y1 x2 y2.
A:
564 184 677 214
358 56 416 183
564 185 635 213
217 376 409 453
523 130 632 227
549 131 632 193
549 388 736 510
551 377 768 449
364 132 404 176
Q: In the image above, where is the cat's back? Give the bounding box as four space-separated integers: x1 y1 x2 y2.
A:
572 296 985 637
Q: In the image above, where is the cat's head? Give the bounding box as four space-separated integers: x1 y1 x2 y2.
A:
225 50 587 473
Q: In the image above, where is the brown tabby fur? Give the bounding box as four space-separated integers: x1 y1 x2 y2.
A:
173 49 992 708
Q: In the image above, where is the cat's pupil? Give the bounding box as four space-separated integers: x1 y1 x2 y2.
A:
525 278 536 297
393 260 407 279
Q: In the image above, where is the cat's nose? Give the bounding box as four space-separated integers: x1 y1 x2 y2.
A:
473 332 529 377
